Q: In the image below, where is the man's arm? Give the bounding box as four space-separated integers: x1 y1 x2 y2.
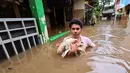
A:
88 38 96 48
57 44 65 54
67 43 78 55
56 37 68 54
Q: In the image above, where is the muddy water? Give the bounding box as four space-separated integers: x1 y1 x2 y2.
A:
0 21 130 73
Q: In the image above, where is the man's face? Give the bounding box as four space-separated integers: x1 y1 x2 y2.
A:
70 24 82 37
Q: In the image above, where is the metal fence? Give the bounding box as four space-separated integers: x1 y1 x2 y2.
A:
0 18 40 60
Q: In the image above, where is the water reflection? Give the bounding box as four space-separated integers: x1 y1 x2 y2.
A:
87 22 130 73
87 59 128 73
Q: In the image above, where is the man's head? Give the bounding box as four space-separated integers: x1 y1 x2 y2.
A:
69 18 83 37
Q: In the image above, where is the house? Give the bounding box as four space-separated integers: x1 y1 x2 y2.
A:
115 0 130 26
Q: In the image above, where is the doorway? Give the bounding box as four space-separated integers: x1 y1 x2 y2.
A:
55 8 65 28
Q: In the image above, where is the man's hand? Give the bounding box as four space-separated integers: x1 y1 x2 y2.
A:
56 43 60 47
67 41 79 55
71 43 78 52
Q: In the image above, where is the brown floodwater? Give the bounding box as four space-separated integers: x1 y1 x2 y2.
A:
0 20 130 73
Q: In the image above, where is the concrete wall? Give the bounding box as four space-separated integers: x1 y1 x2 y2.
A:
73 0 85 21
74 0 84 10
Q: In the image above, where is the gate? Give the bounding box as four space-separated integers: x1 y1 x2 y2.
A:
0 18 41 60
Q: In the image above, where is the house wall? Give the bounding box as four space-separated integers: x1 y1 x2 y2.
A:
73 0 84 21
125 5 130 15
119 5 130 27
74 0 84 10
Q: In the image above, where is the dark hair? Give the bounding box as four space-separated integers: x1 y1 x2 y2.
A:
69 18 83 28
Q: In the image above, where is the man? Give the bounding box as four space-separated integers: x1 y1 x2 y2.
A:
57 18 96 57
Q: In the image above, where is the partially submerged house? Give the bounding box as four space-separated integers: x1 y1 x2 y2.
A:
0 0 95 61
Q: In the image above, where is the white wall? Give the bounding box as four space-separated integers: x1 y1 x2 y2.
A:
74 0 84 10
